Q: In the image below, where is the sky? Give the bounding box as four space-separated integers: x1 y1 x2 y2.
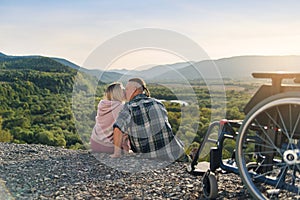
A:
1 0 300 70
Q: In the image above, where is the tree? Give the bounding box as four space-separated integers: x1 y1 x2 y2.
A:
226 106 244 120
36 131 54 145
53 136 66 147
0 116 13 142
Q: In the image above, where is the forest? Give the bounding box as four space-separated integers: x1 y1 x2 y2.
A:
0 55 259 159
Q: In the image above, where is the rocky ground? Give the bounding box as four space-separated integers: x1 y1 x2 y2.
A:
0 143 252 199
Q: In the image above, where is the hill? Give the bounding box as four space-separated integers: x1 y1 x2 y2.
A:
0 52 125 83
105 55 300 82
0 53 95 149
0 52 7 57
110 62 193 81
211 55 300 78
52 57 81 70
2 53 300 83
151 55 300 81
0 52 133 151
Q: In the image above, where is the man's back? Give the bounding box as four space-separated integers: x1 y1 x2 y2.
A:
114 94 185 160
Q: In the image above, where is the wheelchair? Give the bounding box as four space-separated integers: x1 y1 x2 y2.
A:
187 72 300 199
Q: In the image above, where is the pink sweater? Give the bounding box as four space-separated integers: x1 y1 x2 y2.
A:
91 100 123 147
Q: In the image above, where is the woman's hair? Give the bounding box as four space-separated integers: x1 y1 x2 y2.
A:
128 78 150 97
105 82 124 101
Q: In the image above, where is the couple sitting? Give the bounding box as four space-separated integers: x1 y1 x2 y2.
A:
90 78 187 161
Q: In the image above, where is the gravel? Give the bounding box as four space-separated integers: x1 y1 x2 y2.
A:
0 142 252 199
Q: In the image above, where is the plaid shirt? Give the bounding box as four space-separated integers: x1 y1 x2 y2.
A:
113 94 185 160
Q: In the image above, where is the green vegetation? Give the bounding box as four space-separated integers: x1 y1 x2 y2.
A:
0 55 258 157
0 56 85 149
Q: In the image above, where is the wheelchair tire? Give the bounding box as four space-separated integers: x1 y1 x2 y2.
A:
202 172 218 199
236 92 300 199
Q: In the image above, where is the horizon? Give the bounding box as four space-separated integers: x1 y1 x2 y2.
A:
2 51 300 70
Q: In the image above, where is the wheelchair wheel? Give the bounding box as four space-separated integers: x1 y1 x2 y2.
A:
202 172 218 199
236 92 300 199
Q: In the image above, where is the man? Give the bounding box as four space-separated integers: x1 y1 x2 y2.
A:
111 78 186 161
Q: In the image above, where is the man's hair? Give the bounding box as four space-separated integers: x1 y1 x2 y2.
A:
128 78 150 97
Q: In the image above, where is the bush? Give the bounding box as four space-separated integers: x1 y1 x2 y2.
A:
0 129 13 142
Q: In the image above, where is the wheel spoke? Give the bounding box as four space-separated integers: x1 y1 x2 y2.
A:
275 106 290 140
264 109 290 144
291 111 300 140
243 150 278 156
254 118 282 156
275 165 288 189
290 104 292 137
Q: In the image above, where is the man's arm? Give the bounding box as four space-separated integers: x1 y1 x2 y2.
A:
110 127 123 158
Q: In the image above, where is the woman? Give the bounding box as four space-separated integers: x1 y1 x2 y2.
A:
90 82 129 153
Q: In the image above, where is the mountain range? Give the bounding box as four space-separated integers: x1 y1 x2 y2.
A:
111 55 300 82
1 52 300 83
